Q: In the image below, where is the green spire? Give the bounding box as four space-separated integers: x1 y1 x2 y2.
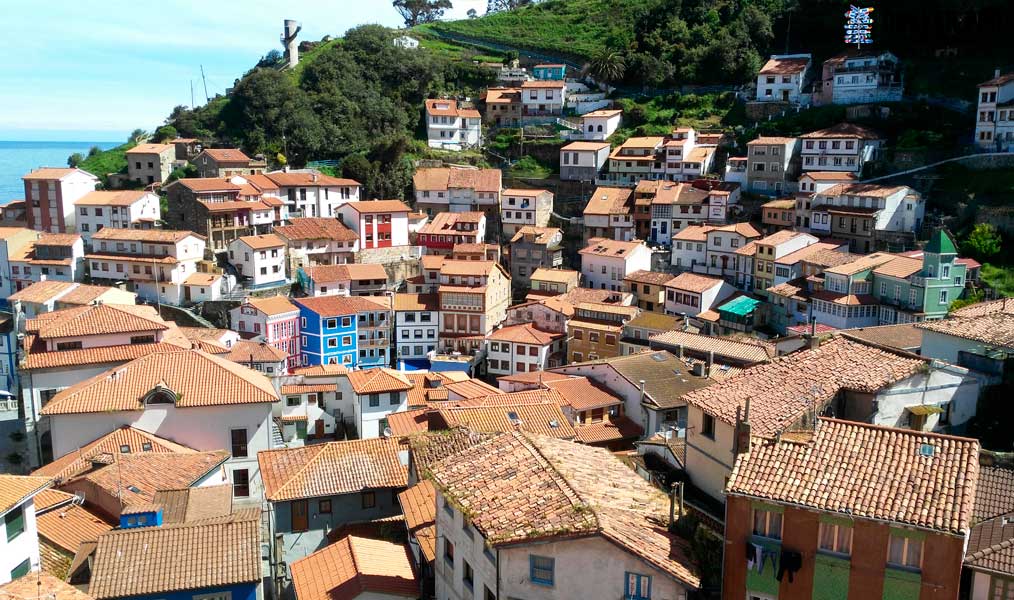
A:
925 229 957 255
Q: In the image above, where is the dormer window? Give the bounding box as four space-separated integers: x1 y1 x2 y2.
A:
144 384 177 406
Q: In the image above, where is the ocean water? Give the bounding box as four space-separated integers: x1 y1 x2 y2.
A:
0 140 117 203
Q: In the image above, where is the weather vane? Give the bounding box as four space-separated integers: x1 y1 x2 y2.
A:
844 5 874 48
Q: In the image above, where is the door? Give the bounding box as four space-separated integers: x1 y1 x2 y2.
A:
782 89 790 101
291 499 309 531
184 286 191 302
314 419 325 438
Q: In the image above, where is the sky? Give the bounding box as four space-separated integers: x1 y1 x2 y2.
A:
0 0 487 142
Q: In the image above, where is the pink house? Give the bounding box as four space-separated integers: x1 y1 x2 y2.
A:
229 295 301 369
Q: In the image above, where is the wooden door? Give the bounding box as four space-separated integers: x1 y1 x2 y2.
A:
291 499 308 531
314 419 324 438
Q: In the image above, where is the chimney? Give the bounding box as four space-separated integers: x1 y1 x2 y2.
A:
706 350 714 372
638 380 646 404
691 361 705 377
682 315 690 331
735 398 752 456
677 344 684 359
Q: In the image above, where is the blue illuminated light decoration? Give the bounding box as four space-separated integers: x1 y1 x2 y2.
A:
844 5 874 48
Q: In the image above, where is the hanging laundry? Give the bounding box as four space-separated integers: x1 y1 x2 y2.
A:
776 549 803 583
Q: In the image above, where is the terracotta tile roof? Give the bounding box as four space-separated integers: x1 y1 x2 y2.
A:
749 136 798 146
759 56 810 75
21 335 187 369
682 336 927 435
37 502 113 553
728 418 980 535
540 376 621 411
584 187 633 216
291 363 350 377
841 323 923 352
23 167 94 181
9 280 117 305
235 233 285 250
41 350 278 415
33 426 196 481
387 408 432 437
665 272 722 293
0 573 95 600
76 451 230 507
673 225 717 242
345 199 412 214
183 272 221 286
823 252 895 276
916 313 1014 348
294 295 390 317
425 98 461 116
574 415 643 444
438 259 499 277
436 400 575 439
263 171 360 187
800 123 882 139
624 269 675 286
173 177 242 192
530 267 579 283
444 378 501 399
713 222 763 238
280 384 337 395
974 465 1014 522
482 87 521 103
291 535 418 600
393 293 439 312
0 475 51 515
26 303 167 339
346 368 413 395
509 226 561 246
198 148 251 162
965 514 1014 575
92 228 202 243
496 371 572 386
579 237 646 258
560 350 714 409
952 298 1014 318
88 509 261 599
258 438 408 502
226 339 288 363
625 312 679 331
419 210 484 233
521 79 566 88
488 322 563 345
398 481 436 562
34 488 77 511
275 217 359 242
773 242 843 266
150 485 235 524
561 141 610 151
412 167 501 192
125 143 173 155
407 428 495 475
800 171 859 181
648 330 773 365
429 432 700 587
244 294 298 316
733 240 757 257
76 190 152 207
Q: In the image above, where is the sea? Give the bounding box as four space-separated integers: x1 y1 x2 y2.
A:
0 140 118 203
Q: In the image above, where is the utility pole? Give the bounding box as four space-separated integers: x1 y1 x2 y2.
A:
200 65 210 103
190 80 195 109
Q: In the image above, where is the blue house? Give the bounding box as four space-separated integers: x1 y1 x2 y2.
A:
295 296 393 369
71 486 262 600
533 63 566 80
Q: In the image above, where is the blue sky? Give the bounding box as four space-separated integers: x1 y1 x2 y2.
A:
0 0 486 142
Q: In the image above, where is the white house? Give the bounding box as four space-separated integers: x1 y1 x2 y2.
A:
39 349 279 504
974 70 1014 151
86 228 207 305
697 222 763 283
393 35 419 49
425 99 482 151
393 293 439 367
0 475 49 583
0 228 40 297
336 200 411 250
181 272 223 303
520 80 567 118
75 190 161 246
430 432 701 600
577 109 622 140
671 225 714 271
9 233 85 290
500 189 553 236
21 167 98 234
413 167 502 218
756 54 811 103
228 233 287 288
663 272 734 317
799 123 882 174
274 218 359 270
263 171 361 219
560 141 611 181
485 322 565 377
818 51 903 105
8 280 136 318
339 368 413 439
579 238 651 292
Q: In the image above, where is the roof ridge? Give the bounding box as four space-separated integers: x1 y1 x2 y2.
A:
266 444 328 501
818 416 981 444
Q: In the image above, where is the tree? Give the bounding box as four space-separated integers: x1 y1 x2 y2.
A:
88 146 102 157
67 153 84 168
153 125 178 142
963 223 1003 261
589 49 626 84
128 129 149 144
486 0 532 13
467 8 478 18
392 0 452 27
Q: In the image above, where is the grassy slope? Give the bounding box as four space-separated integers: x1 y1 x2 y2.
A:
79 142 133 180
418 0 645 61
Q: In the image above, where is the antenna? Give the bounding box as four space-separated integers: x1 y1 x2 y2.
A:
200 65 210 103
190 80 195 109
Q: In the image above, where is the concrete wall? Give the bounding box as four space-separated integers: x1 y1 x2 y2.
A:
0 497 39 584
684 405 737 501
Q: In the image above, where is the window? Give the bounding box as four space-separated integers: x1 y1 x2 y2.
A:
5 505 25 541
230 429 248 457
625 573 652 600
887 533 922 569
701 413 715 439
818 521 853 555
10 559 31 581
752 507 782 540
530 555 555 586
361 491 376 509
389 392 399 406
232 468 250 497
484 586 496 600
369 394 380 407
939 290 948 304
463 560 474 589
287 396 301 407
444 538 455 565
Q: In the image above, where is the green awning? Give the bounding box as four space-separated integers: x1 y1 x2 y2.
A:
718 295 762 317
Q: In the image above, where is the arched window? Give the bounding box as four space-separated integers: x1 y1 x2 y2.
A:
143 384 177 406
597 125 603 132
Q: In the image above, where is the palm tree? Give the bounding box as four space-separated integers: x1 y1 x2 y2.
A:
590 49 626 84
